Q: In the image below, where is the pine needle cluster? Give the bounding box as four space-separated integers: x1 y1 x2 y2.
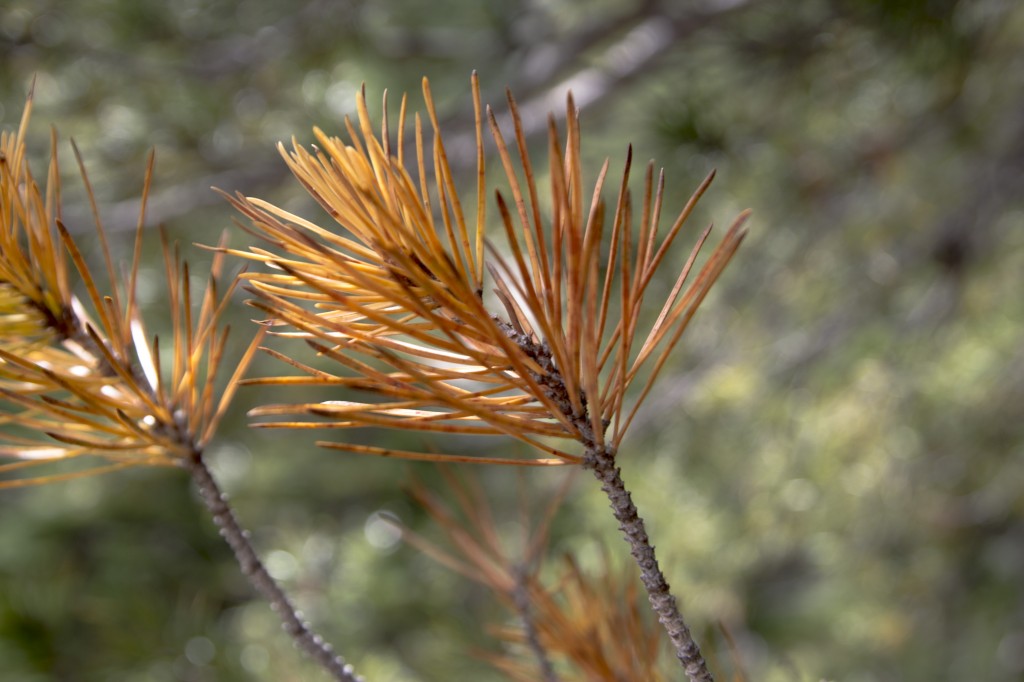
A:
403 469 670 682
225 73 747 466
0 94 256 488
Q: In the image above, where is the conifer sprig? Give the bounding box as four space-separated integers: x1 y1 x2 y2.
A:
228 73 747 467
0 95 360 682
0 95 256 486
230 74 746 681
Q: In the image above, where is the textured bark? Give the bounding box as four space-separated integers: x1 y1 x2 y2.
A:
186 454 362 682
498 319 713 680
584 446 713 682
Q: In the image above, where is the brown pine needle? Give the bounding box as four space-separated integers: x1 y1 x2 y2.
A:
317 441 566 466
0 461 142 489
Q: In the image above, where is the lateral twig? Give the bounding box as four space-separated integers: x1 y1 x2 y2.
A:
185 453 362 682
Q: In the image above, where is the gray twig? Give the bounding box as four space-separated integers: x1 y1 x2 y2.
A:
185 454 364 682
583 446 712 682
501 320 714 681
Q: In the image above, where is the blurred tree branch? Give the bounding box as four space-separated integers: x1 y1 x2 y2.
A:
66 0 756 236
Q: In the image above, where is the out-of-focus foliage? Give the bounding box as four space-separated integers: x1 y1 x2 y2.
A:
1 0 1021 680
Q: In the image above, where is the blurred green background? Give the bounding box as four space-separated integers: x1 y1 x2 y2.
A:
2 0 1022 680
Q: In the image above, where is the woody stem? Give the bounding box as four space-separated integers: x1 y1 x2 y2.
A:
583 445 713 682
499 318 712 679
185 452 363 682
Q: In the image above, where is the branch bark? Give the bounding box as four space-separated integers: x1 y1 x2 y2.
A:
584 446 713 682
185 453 364 682
499 318 714 680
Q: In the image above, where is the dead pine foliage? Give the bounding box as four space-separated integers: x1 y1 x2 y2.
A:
227 73 749 681
0 90 361 682
401 467 672 682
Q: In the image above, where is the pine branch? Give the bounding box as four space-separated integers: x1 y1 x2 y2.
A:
229 75 748 680
0 95 365 681
185 453 362 682
513 325 713 681
584 445 711 682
